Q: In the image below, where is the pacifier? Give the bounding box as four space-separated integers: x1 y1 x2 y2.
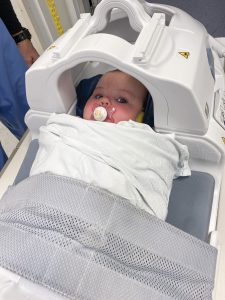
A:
93 106 107 121
92 103 116 122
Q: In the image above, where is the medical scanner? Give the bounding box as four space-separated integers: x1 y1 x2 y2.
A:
0 0 225 299
23 0 225 240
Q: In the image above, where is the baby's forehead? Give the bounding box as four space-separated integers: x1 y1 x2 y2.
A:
98 71 137 86
95 71 147 99
94 84 133 98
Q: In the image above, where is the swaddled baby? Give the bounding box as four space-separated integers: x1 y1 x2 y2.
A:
30 70 191 220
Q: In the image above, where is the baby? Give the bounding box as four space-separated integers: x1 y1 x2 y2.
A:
83 70 148 123
30 70 190 220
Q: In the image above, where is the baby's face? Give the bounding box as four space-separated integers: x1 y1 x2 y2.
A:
83 71 147 123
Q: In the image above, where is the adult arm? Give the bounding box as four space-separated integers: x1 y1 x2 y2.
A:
1 0 39 66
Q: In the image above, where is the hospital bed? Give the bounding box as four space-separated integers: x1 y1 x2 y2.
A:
0 0 225 299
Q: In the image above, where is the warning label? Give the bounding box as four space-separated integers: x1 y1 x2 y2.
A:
179 51 190 59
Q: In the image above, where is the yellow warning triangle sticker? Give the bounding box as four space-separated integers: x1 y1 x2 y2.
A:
179 51 190 59
47 45 56 51
222 137 225 144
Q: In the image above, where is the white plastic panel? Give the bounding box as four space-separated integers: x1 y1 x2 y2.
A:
12 0 81 52
214 90 225 129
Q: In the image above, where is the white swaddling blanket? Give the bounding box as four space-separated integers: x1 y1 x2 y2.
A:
30 114 191 220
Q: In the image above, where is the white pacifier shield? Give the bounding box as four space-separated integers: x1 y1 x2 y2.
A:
93 106 107 121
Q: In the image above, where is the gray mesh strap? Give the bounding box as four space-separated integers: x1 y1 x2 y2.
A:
0 173 217 300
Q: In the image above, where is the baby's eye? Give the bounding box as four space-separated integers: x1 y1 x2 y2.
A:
95 94 103 100
116 97 127 104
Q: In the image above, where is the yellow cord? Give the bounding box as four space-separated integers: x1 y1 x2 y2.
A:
46 0 64 36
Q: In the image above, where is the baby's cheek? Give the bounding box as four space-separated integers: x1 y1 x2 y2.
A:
123 106 137 118
83 105 90 119
115 108 132 122
84 99 94 117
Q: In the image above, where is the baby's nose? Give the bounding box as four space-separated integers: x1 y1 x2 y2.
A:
99 97 110 107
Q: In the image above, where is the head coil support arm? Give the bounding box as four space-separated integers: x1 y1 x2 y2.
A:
89 0 151 33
